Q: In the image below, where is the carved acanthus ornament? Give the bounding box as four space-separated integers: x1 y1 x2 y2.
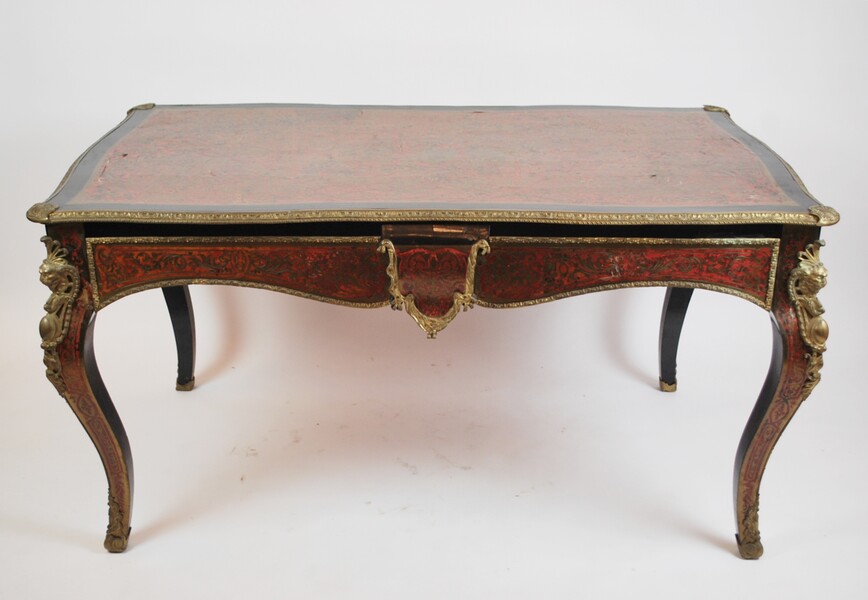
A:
104 494 129 552
38 236 81 395
378 238 490 338
788 241 829 401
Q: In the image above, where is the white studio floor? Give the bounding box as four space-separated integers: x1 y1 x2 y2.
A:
2 283 865 599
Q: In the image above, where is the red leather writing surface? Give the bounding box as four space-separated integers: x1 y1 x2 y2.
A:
64 106 800 213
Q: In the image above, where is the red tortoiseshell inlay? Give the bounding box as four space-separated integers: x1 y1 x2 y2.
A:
476 241 777 307
89 237 778 312
392 246 472 318
89 240 391 307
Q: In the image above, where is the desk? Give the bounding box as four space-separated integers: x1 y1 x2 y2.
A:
28 104 838 557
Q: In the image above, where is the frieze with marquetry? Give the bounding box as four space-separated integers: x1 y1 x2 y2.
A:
88 237 391 308
477 239 778 308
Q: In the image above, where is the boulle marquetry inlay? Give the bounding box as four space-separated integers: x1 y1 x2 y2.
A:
29 104 837 557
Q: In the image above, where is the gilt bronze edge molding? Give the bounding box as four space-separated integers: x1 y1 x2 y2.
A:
87 234 780 245
90 269 776 315
478 280 774 311
91 277 392 312
488 236 781 246
85 235 382 245
28 207 833 227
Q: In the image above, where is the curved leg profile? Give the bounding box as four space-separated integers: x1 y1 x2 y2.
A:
39 231 133 552
733 233 829 559
658 287 694 392
162 286 197 391
734 315 784 559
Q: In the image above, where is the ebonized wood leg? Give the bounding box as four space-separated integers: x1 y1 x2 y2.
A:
658 287 694 392
161 285 197 391
39 231 133 552
733 230 828 559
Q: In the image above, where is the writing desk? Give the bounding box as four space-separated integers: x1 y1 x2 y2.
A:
28 104 838 557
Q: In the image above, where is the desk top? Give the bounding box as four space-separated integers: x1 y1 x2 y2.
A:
28 104 838 227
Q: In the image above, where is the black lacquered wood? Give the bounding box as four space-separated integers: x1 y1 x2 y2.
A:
658 287 694 390
161 286 196 390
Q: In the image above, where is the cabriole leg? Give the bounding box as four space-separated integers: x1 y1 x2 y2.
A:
658 287 694 392
733 234 828 559
39 231 133 552
161 285 197 391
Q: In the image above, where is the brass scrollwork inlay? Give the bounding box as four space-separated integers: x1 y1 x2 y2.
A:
378 238 490 338
788 241 829 401
38 236 81 395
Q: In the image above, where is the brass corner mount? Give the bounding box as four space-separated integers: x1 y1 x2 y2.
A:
27 202 58 224
703 105 730 116
809 205 840 226
127 102 156 116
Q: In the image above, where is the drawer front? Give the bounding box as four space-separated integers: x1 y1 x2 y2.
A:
477 237 779 309
88 235 780 313
87 236 390 309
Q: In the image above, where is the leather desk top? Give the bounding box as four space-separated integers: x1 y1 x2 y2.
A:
28 104 834 227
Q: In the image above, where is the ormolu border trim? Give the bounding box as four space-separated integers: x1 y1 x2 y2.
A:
33 206 835 226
